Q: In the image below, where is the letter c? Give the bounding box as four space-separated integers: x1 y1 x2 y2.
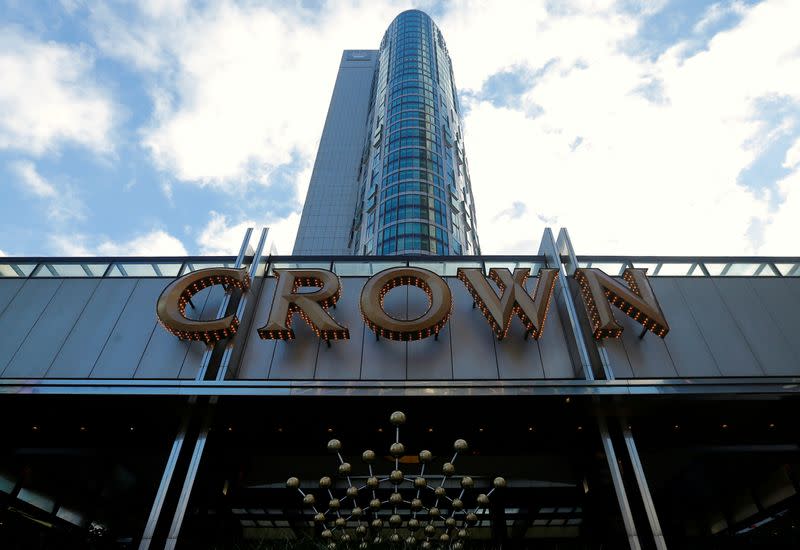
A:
156 267 250 342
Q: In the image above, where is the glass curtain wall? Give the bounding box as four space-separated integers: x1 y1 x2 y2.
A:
353 10 480 256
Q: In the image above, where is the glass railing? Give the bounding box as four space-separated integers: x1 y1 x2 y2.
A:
0 257 239 279
0 255 798 278
575 256 800 277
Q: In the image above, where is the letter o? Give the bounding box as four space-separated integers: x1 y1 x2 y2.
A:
360 267 451 341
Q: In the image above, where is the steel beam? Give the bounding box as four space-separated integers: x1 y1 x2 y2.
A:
138 404 193 550
623 424 668 550
160 228 269 549
553 227 645 550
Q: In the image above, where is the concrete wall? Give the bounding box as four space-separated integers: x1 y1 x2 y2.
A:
293 50 379 255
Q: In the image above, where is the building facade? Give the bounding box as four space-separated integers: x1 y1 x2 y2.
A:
293 50 379 255
0 227 799 549
294 10 480 256
2 10 800 550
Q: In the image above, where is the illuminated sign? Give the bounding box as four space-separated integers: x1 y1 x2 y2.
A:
360 267 452 341
257 269 349 341
156 267 250 342
574 268 669 339
458 267 558 340
156 264 668 344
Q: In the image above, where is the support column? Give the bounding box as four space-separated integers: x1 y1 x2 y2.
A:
138 228 269 550
553 227 668 550
163 404 214 550
538 228 594 380
595 416 640 550
623 425 668 550
138 405 193 550
539 227 652 549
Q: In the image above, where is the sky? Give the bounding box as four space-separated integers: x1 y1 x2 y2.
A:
1 0 799 257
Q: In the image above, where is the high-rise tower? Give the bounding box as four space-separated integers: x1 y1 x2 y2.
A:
294 10 480 256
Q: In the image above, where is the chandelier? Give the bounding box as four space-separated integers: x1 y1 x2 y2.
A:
287 411 505 548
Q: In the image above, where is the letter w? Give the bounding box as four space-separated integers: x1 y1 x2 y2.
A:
457 268 559 340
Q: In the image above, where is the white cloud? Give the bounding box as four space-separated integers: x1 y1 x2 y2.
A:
197 210 300 256
693 1 748 34
0 26 114 154
10 160 85 222
759 168 800 254
51 230 188 256
80 0 800 256
784 137 800 169
11 160 57 198
438 0 800 255
160 180 174 203
59 0 82 14
197 211 254 255
49 234 94 256
139 0 189 18
440 0 634 92
0 249 7 256
97 230 188 256
265 212 302 255
90 1 416 189
88 3 174 72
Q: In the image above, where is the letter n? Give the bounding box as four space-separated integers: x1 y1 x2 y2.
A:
574 268 669 339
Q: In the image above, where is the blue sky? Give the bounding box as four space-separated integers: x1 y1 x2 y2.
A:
1 0 798 257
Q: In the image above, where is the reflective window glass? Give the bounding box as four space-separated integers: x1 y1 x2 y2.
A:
0 263 37 277
333 261 406 276
775 263 800 276
117 264 159 277
267 262 331 275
